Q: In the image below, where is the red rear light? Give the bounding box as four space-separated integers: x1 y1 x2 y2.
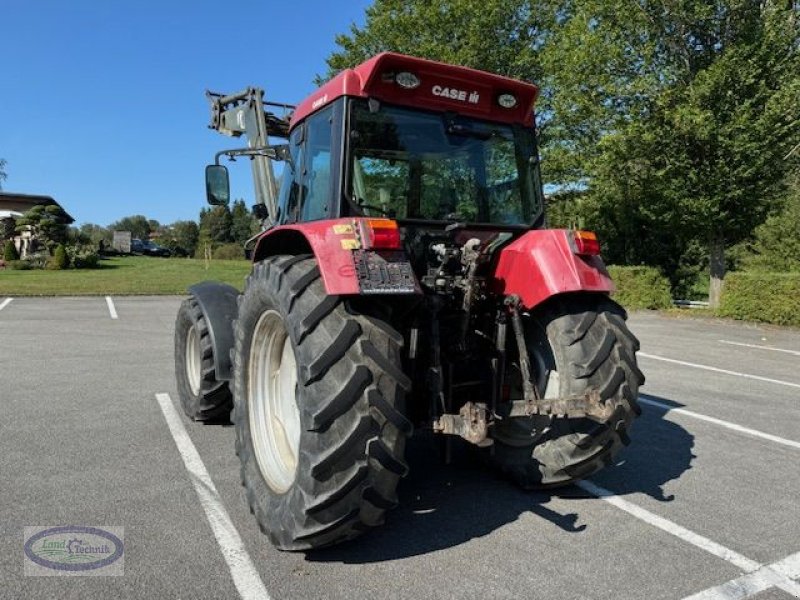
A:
571 230 601 256
361 218 402 250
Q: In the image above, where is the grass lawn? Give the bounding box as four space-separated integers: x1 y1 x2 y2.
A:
0 256 252 296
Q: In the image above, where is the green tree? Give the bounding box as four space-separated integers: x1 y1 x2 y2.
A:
165 220 200 257
15 204 70 254
199 205 233 245
108 215 152 241
543 0 800 305
322 0 554 85
741 176 800 272
78 223 112 247
230 199 257 245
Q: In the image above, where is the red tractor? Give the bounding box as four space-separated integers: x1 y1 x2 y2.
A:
174 53 644 551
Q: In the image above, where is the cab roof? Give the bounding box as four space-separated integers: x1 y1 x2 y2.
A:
290 52 539 129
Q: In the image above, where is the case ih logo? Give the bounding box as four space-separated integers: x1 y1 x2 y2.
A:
311 94 329 110
431 85 480 104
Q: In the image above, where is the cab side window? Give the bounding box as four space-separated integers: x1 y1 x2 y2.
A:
277 127 304 224
300 106 333 222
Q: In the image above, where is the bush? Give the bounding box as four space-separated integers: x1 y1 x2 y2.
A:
73 252 100 269
8 260 32 270
212 243 246 261
719 272 800 327
607 265 673 310
21 254 49 269
3 240 19 262
49 244 69 270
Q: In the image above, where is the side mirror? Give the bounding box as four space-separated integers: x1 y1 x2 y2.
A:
205 164 230 205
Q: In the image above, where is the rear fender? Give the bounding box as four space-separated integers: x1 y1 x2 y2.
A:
188 281 239 381
252 219 420 296
489 229 614 310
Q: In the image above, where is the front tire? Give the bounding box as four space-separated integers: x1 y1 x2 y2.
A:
174 297 233 422
233 256 412 550
492 295 644 488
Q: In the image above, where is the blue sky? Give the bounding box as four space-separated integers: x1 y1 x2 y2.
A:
1 0 371 226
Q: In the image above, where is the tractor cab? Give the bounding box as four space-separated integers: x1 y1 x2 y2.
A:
277 93 546 230
274 54 545 232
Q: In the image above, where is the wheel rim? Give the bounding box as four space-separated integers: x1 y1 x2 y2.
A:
248 310 300 494
186 325 202 396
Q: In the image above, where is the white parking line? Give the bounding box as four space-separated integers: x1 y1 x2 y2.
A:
155 393 271 600
105 296 118 320
719 340 800 357
639 352 800 390
639 395 800 451
577 480 759 571
577 480 800 598
684 552 800 599
0 297 13 312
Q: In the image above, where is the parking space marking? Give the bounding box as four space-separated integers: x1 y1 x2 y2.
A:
684 551 800 599
639 352 800 390
577 480 759 571
105 296 118 320
578 480 800 598
155 393 271 600
639 395 800 451
719 340 800 357
0 297 13 312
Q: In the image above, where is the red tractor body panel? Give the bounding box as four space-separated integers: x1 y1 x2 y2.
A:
291 52 539 129
253 219 421 296
254 219 361 295
489 229 615 309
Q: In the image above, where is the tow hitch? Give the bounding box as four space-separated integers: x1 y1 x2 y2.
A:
431 295 617 447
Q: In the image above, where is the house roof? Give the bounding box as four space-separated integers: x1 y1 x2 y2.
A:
0 192 75 224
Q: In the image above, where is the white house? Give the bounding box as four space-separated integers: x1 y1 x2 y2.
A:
0 192 75 258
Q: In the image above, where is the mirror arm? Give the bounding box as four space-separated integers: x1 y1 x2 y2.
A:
214 145 289 165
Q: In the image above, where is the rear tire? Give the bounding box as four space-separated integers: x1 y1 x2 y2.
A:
233 256 412 550
174 297 233 422
492 295 644 488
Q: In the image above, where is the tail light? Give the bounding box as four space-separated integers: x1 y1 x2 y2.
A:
360 218 402 250
570 230 601 256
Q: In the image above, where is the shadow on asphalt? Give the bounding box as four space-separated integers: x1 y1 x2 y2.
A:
307 394 694 563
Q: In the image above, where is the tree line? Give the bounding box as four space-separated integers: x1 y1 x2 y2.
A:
1 199 258 261
75 199 258 258
323 0 799 305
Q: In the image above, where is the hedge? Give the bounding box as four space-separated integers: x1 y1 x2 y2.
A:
607 265 673 310
719 272 800 327
212 243 247 261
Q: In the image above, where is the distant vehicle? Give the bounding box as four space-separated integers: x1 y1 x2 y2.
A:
130 238 145 254
142 240 171 257
131 238 171 257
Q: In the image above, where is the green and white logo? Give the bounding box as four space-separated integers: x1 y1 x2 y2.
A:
24 526 124 576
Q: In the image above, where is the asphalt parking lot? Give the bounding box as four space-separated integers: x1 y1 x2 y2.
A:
1 295 798 599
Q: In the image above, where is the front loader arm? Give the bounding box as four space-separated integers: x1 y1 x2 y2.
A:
206 87 293 227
